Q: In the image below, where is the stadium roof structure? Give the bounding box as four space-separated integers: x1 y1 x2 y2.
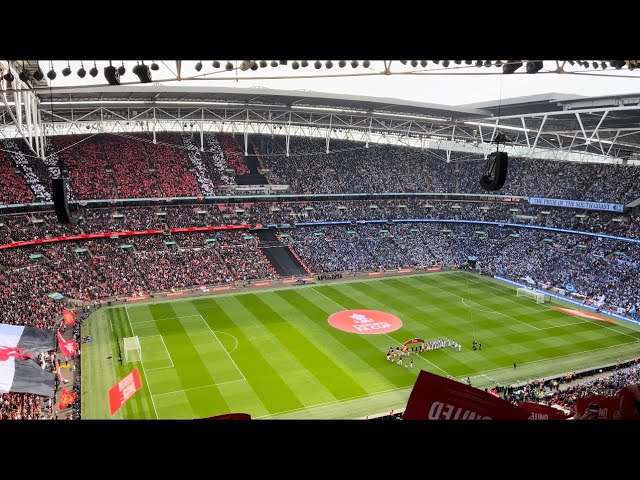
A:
3 79 640 166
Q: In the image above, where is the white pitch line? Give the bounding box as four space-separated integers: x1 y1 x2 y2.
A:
414 276 541 331
123 305 159 420
463 338 640 379
197 315 246 381
451 273 542 313
152 379 246 397
252 384 415 419
459 297 540 331
128 314 202 325
538 321 590 330
455 273 640 340
157 334 174 368
213 330 239 354
311 286 349 311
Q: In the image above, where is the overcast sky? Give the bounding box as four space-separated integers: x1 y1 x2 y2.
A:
36 60 640 106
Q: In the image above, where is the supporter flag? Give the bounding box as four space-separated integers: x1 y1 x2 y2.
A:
58 387 77 409
403 370 530 420
517 401 572 420
574 395 618 420
63 309 76 326
57 331 77 358
614 386 640 420
0 323 55 396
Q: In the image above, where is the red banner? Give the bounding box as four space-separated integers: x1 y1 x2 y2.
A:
574 395 619 420
165 291 187 297
57 331 77 358
63 309 76 325
211 286 234 292
57 388 77 409
109 368 143 416
615 386 640 420
403 338 425 347
125 296 150 302
403 370 531 420
517 402 572 420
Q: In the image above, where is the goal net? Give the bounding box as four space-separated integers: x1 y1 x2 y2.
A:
123 336 142 363
516 288 546 304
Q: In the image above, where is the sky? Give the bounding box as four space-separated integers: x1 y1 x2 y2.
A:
31 60 640 106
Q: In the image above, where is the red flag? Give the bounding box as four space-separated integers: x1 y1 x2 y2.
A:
517 402 572 420
57 331 77 358
109 368 143 416
403 370 530 420
58 387 76 409
614 386 640 420
63 309 76 325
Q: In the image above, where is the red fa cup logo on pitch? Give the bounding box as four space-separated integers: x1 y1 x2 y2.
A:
328 310 403 334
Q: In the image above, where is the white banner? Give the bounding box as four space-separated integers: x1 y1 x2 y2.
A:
529 197 624 212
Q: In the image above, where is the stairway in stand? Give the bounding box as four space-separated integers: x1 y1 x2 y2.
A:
254 229 310 277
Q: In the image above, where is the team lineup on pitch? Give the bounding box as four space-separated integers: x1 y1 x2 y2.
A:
81 271 640 419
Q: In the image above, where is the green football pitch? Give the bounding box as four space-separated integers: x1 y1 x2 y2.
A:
81 271 640 419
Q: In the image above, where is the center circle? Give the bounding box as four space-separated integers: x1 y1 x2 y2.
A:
328 309 403 335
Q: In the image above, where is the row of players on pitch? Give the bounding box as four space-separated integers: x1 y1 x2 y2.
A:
386 339 462 362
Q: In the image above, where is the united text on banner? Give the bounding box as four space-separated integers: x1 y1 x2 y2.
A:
403 370 530 420
109 368 143 416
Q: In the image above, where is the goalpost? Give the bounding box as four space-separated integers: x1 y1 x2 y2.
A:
516 288 547 304
123 336 142 362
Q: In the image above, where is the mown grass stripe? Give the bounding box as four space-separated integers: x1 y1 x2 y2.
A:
235 293 368 400
192 298 304 414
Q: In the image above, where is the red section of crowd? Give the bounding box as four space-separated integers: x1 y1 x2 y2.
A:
0 150 34 204
218 134 250 175
50 136 116 200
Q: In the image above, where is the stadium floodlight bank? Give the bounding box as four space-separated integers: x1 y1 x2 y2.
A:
516 288 547 304
123 336 142 362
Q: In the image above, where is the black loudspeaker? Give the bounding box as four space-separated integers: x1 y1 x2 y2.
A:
52 178 75 224
479 152 509 191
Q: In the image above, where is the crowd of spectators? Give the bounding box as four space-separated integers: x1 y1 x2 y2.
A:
3 135 640 204
0 230 277 303
254 136 640 203
49 135 115 199
0 139 50 202
281 223 640 313
0 392 51 420
217 134 250 176
0 149 35 204
1 200 638 243
502 360 640 413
